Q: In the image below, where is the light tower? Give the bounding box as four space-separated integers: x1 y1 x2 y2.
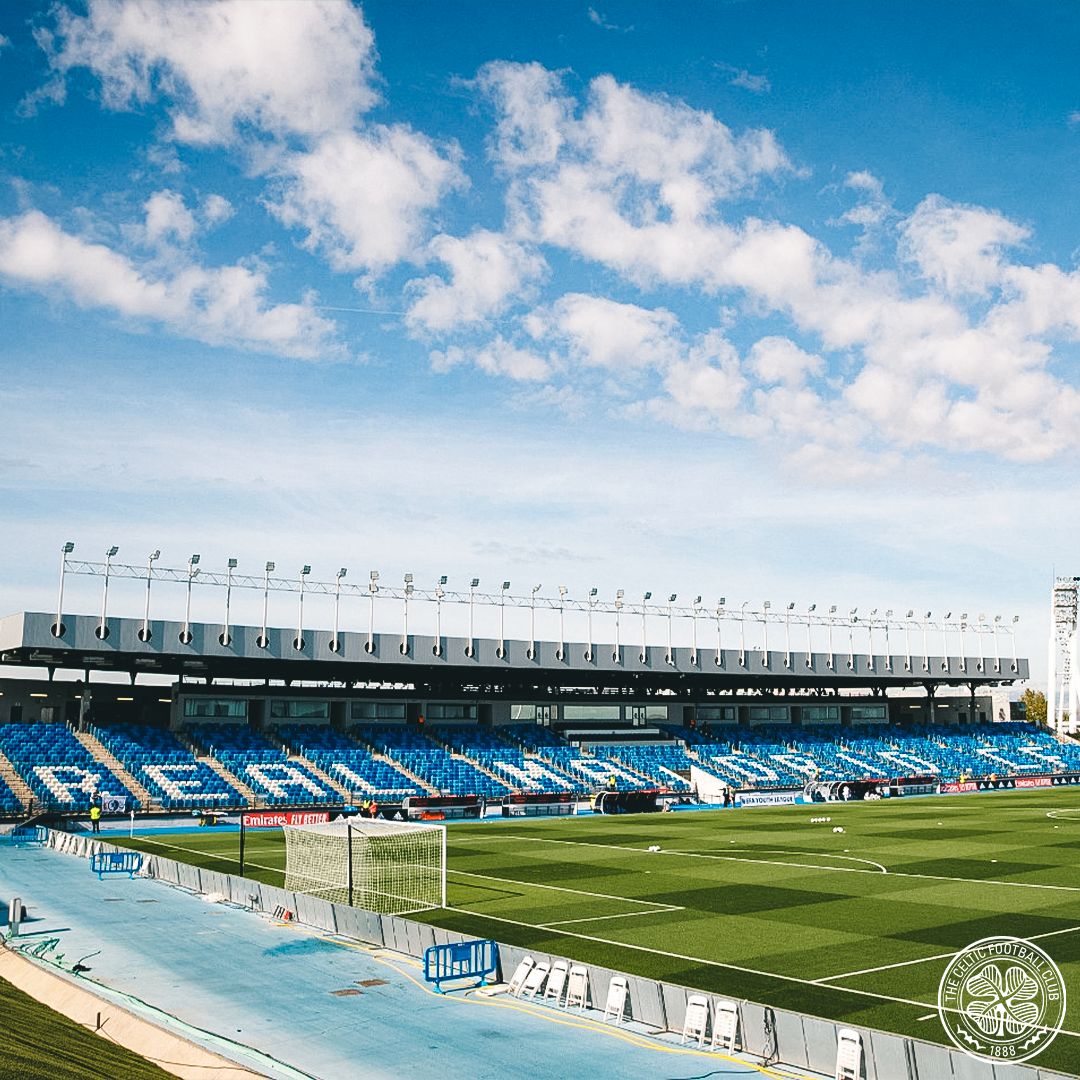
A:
1048 577 1079 734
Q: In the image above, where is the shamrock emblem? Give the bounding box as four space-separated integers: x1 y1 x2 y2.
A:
965 962 1041 1037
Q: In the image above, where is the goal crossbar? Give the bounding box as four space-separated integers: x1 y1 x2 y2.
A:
283 818 446 916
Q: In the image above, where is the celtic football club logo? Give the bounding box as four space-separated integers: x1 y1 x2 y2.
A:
938 936 1066 1062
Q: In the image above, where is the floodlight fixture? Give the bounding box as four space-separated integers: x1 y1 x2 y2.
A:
139 549 161 642
106 545 118 558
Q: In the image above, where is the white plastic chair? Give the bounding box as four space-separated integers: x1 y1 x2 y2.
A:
519 959 551 999
712 999 740 1051
506 955 534 996
835 1028 862 1080
544 959 569 1006
565 965 589 1010
603 975 628 1024
681 994 710 1045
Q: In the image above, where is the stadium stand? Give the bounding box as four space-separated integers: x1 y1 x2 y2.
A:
428 724 578 793
185 724 336 805
90 722 245 809
353 724 513 797
0 722 136 811
275 724 425 801
498 723 655 791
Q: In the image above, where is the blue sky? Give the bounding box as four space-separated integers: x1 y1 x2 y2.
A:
1 1 1078 678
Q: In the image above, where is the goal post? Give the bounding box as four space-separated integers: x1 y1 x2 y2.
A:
282 817 446 915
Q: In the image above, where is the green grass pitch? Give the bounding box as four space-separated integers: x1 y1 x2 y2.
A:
116 788 1080 1074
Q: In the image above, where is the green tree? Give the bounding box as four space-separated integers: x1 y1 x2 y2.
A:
1023 688 1047 727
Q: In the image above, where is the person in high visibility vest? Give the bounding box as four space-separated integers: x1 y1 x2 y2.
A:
89 803 102 834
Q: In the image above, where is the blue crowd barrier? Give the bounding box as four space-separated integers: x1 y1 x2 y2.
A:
89 851 144 879
423 938 499 993
8 826 47 846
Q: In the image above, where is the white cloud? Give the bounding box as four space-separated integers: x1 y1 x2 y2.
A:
38 0 378 143
0 209 338 358
899 195 1029 296
476 61 575 169
718 63 771 94
748 336 824 386
432 336 551 381
405 230 546 333
529 294 683 372
143 189 196 245
267 128 465 275
201 193 233 225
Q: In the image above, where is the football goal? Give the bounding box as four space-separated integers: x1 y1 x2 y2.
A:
282 818 446 915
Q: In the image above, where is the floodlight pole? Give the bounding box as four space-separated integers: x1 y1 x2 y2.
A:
805 604 816 667
941 613 952 672
904 610 914 671
260 562 274 647
586 588 597 662
54 541 74 636
665 594 676 665
739 601 748 666
614 589 624 663
784 602 794 669
182 554 200 644
922 612 931 672
402 574 414 654
529 584 541 660
762 601 771 665
98 545 118 638
1011 615 1019 672
715 599 726 666
467 578 479 657
141 549 160 642
867 609 877 669
848 608 857 668
977 613 988 672
434 577 447 657
992 615 1002 673
640 592 651 663
883 610 893 671
367 572 379 654
827 605 837 669
690 596 701 666
557 586 568 661
498 581 509 657
223 558 237 646
296 565 310 649
331 568 347 653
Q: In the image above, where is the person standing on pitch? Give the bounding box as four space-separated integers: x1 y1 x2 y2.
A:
89 801 102 833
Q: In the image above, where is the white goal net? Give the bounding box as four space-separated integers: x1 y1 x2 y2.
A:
282 818 446 915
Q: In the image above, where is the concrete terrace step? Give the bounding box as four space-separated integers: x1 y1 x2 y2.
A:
73 728 153 807
0 749 34 811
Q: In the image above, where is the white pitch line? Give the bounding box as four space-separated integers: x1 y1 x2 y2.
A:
812 923 1080 984
444 904 1080 1041
543 907 682 927
125 835 281 876
724 848 888 873
463 833 1080 893
446 867 674 906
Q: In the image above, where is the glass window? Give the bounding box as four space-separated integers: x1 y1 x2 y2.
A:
850 704 887 722
427 703 476 720
510 704 537 721
270 700 329 720
697 706 737 722
748 706 788 722
644 705 668 720
802 705 840 722
350 701 407 720
561 705 620 721
183 698 248 719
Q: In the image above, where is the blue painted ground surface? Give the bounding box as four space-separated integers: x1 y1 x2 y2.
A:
0 843 821 1080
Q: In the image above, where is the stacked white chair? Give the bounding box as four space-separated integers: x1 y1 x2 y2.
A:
507 955 534 996
564 966 589 1010
835 1028 862 1080
544 960 569 1006
519 959 551 999
712 999 740 1052
681 994 711 1045
603 976 629 1024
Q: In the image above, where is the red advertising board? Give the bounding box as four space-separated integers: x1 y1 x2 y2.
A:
1016 776 1053 789
940 781 978 794
242 811 331 828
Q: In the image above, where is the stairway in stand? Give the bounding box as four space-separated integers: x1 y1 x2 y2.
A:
0 750 34 812
72 728 153 807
